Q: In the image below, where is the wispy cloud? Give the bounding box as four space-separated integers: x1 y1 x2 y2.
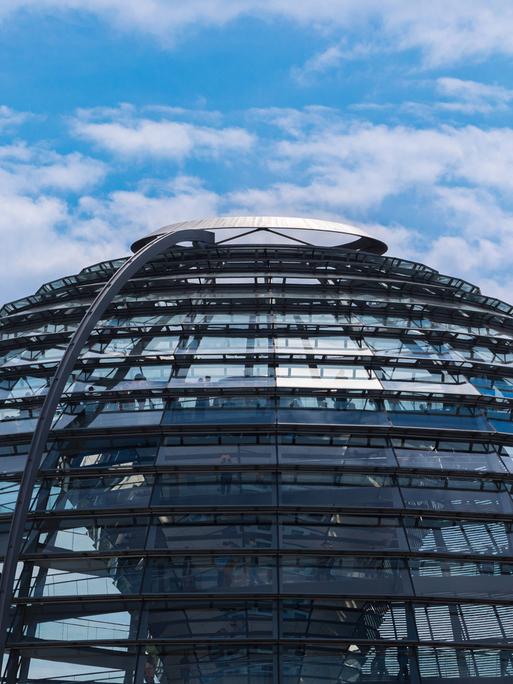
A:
3 1 513 66
0 105 34 130
3 103 513 304
78 176 222 237
351 77 513 121
436 77 513 113
0 171 223 304
292 41 375 84
227 109 513 297
240 112 513 209
72 106 255 160
0 143 106 194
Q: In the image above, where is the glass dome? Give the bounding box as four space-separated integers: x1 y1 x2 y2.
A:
1 217 513 683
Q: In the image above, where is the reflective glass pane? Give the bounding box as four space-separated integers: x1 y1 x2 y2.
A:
153 472 275 507
280 472 401 508
281 556 413 596
144 556 277 594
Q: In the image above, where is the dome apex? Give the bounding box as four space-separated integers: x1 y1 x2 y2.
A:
130 215 388 254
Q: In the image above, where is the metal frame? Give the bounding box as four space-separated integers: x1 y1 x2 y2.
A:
2 231 513 682
0 228 215 659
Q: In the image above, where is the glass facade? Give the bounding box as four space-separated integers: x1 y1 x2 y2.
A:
2 216 513 682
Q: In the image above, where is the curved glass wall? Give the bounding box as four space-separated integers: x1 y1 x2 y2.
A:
2 223 513 682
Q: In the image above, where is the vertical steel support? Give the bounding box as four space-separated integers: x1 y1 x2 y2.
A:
0 228 215 661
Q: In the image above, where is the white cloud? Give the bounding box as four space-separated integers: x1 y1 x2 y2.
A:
249 106 340 138
436 77 513 113
0 192 122 305
78 176 222 237
350 78 513 119
292 41 375 83
0 105 33 130
471 275 513 303
72 108 255 160
3 1 513 66
434 186 513 239
429 186 513 269
0 144 106 194
295 43 346 81
313 121 513 196
226 110 513 300
382 3 513 67
0 173 224 305
227 115 513 217
4 104 513 307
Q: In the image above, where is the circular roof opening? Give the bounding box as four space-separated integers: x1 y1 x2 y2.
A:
130 216 388 255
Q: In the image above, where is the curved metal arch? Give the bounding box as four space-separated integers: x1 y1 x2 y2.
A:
0 228 215 658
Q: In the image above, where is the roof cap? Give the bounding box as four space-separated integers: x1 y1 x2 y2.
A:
130 215 388 254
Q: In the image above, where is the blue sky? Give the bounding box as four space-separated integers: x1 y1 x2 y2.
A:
2 1 513 304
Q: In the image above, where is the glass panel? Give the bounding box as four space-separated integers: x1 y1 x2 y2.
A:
417 646 513 680
23 516 150 555
83 336 179 358
44 443 158 470
396 448 507 473
280 472 401 508
277 364 372 380
1 344 66 367
171 362 272 388
24 514 275 554
281 645 414 683
279 444 396 467
280 556 413 596
66 364 172 393
280 599 405 640
149 514 274 550
401 482 513 515
191 336 272 354
157 443 275 466
276 363 379 389
470 375 513 398
17 557 144 597
411 558 513 599
0 480 20 512
142 600 273 640
152 472 275 507
278 395 388 426
377 367 461 383
34 474 154 512
52 399 164 430
414 602 513 644
274 312 349 325
163 395 274 425
21 652 137 683
275 336 364 354
0 374 49 399
385 400 490 431
144 556 277 594
23 605 134 642
406 518 513 556
20 600 275 643
390 412 490 430
138 645 274 684
0 404 39 436
500 445 513 473
280 513 408 552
